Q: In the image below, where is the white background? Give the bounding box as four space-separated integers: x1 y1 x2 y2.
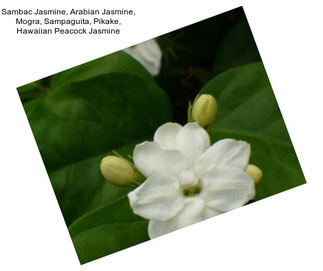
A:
0 0 322 270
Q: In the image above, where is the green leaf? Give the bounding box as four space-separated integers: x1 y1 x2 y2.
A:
49 144 149 263
49 144 136 226
72 221 148 264
212 15 261 74
68 196 136 237
51 51 154 89
71 214 148 264
27 73 172 172
17 79 48 103
17 80 42 94
20 52 154 114
73 221 148 264
19 52 171 263
68 196 148 264
200 62 306 200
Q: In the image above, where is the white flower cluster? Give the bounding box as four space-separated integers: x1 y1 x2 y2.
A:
128 122 255 238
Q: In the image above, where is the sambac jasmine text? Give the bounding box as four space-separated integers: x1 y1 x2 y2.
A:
2 8 66 15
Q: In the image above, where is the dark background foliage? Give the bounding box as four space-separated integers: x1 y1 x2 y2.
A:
156 7 260 123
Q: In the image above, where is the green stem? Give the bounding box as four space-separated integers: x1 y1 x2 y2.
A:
187 101 193 122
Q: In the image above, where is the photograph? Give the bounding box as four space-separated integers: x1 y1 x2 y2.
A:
17 7 306 264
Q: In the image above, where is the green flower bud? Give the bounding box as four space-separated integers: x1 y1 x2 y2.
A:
192 94 218 127
246 164 263 185
100 155 140 186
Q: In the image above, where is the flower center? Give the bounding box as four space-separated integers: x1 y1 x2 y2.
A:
182 185 201 196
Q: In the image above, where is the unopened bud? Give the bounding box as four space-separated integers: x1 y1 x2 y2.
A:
100 155 140 186
192 94 218 127
246 164 263 185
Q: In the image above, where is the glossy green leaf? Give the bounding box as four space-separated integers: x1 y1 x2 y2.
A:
72 219 148 264
69 196 148 264
51 51 154 89
19 53 171 263
200 62 306 200
49 143 149 263
49 144 136 226
68 196 137 237
27 73 171 172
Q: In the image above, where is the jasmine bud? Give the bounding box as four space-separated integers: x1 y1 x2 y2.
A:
192 94 218 127
100 155 141 186
246 164 263 185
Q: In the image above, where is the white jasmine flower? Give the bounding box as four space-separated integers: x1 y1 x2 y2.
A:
124 39 162 76
128 122 255 238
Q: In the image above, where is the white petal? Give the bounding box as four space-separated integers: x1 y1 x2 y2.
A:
133 141 188 177
124 39 162 76
154 122 182 150
128 175 184 221
202 206 223 220
148 197 206 238
195 138 250 176
178 170 198 186
201 166 255 212
176 122 210 165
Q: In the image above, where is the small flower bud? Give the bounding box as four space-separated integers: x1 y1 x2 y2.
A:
100 155 140 186
246 164 263 185
192 94 218 127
